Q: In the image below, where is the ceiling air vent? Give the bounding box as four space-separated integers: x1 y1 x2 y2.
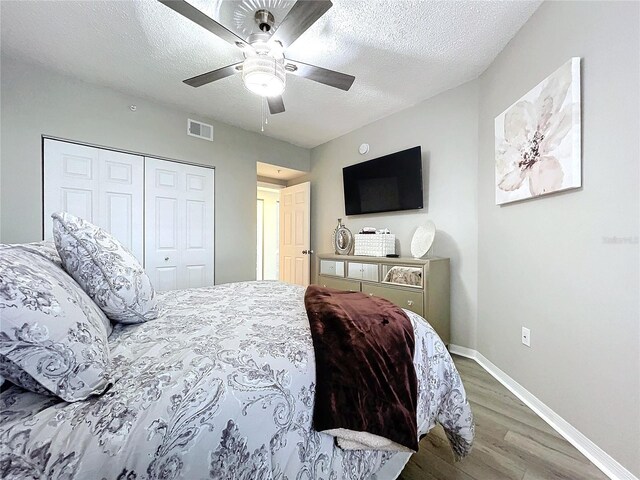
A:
187 119 214 141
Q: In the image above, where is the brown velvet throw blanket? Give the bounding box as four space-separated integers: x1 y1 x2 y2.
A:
304 285 419 452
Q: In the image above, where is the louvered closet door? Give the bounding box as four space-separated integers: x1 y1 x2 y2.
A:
43 139 144 263
144 158 214 291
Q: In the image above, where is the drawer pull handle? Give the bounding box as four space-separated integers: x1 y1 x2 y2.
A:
369 293 373 297
407 300 414 306
323 285 327 288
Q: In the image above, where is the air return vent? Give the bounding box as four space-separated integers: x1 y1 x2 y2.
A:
187 119 214 141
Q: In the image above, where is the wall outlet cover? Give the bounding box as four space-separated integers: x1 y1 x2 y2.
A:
522 327 531 347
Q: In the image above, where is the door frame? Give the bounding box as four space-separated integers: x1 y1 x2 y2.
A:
40 135 216 280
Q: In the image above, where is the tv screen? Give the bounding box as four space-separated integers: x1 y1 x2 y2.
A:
343 146 423 215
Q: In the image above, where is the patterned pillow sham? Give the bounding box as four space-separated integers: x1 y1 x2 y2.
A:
52 212 159 324
0 245 112 401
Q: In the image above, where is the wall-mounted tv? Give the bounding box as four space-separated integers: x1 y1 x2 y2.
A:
343 146 423 215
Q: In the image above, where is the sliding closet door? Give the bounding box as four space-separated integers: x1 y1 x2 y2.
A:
43 139 144 262
144 158 214 291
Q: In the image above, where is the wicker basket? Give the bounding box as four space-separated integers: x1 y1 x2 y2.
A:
354 234 396 257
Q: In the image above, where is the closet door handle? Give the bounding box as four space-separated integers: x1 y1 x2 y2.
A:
164 256 170 261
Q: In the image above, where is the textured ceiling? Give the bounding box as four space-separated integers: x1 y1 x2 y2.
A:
0 0 541 148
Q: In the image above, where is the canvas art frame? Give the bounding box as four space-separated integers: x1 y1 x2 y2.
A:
495 57 581 205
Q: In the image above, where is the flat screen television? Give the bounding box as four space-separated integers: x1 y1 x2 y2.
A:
343 146 423 215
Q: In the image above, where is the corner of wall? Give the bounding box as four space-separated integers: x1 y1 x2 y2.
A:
475 1 640 475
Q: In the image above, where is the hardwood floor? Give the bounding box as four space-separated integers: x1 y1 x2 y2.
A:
399 355 609 480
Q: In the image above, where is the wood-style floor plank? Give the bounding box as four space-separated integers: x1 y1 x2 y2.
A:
398 355 608 480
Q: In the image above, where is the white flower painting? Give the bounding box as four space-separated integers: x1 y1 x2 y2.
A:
495 58 581 205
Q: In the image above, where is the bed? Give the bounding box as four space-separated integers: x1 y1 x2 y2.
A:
0 223 473 480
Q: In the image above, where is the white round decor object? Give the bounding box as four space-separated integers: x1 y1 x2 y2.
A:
410 221 436 258
358 143 370 155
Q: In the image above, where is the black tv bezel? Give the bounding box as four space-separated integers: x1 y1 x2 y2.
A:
342 146 424 216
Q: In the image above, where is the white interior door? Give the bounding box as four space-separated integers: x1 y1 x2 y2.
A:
279 182 311 286
43 139 144 262
144 157 214 291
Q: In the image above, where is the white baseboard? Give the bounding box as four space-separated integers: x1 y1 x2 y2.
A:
448 344 638 480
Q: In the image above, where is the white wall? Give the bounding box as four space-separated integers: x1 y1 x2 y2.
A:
294 81 479 349
0 56 310 284
477 1 639 475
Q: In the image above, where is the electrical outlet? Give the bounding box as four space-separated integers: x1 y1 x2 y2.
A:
522 327 531 347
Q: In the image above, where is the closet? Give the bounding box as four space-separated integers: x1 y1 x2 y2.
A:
43 138 214 291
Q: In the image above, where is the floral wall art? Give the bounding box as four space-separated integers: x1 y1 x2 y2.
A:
495 57 581 205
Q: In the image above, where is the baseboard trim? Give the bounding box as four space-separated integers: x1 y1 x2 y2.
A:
448 344 638 480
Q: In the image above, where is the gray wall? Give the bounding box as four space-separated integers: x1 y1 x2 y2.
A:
294 81 479 349
298 1 639 474
0 56 310 284
477 1 639 475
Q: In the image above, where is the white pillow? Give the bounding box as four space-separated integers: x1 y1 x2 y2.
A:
52 212 159 324
0 245 112 401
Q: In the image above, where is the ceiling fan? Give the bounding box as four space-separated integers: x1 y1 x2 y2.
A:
159 0 355 115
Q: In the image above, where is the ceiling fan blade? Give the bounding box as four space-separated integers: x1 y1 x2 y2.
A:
269 0 332 49
183 62 243 88
285 59 355 91
158 0 251 50
267 96 285 114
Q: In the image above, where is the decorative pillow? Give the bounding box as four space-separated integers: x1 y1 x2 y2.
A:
0 245 112 401
52 212 159 324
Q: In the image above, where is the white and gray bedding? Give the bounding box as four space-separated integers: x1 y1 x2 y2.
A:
0 281 474 479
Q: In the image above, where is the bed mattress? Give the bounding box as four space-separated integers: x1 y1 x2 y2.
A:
0 281 473 479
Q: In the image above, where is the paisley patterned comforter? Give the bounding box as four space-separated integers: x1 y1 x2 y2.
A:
0 281 474 479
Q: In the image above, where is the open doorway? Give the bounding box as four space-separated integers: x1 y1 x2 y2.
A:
257 162 307 283
257 184 281 280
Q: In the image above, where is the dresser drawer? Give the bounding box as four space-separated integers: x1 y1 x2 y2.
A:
361 283 424 317
319 259 345 277
347 262 379 282
318 276 361 292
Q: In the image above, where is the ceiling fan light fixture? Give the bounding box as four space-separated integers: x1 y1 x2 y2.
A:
242 56 286 97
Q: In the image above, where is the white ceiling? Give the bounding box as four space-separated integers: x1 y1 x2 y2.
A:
257 161 305 180
0 0 540 148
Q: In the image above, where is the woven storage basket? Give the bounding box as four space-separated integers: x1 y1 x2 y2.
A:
354 234 396 257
